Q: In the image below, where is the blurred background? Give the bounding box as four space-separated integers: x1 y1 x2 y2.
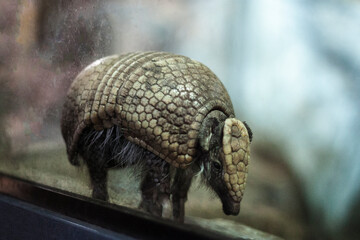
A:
1 0 360 239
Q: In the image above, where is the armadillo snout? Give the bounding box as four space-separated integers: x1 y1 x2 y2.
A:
223 199 240 216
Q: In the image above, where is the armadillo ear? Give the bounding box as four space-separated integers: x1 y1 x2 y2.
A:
199 110 227 152
243 121 253 142
199 117 218 152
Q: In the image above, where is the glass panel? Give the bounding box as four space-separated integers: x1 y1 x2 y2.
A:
1 1 359 239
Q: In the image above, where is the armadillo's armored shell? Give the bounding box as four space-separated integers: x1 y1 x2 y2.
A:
222 118 250 202
61 52 234 168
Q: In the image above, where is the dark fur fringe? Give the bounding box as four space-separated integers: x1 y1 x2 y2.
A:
78 125 162 170
78 125 209 183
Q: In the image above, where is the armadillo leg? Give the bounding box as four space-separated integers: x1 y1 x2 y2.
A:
87 160 109 201
139 156 170 217
172 169 193 223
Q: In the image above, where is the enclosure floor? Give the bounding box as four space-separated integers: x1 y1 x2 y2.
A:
0 137 301 239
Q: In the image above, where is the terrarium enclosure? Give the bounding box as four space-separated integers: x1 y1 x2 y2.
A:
1 0 360 239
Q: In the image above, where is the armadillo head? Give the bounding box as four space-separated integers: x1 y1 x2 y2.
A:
199 113 252 216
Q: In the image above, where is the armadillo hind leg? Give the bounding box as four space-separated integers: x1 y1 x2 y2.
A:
139 156 171 217
78 128 111 201
171 169 193 223
78 125 145 201
87 160 109 201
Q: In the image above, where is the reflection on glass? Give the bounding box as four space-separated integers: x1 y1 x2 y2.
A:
1 1 360 239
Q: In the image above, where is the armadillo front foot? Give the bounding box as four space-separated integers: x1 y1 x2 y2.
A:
139 193 169 217
92 187 109 201
172 198 186 223
139 159 170 217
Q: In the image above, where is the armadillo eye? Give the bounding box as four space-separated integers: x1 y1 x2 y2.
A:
212 161 221 170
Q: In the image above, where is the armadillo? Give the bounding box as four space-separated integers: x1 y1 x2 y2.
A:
61 51 252 222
